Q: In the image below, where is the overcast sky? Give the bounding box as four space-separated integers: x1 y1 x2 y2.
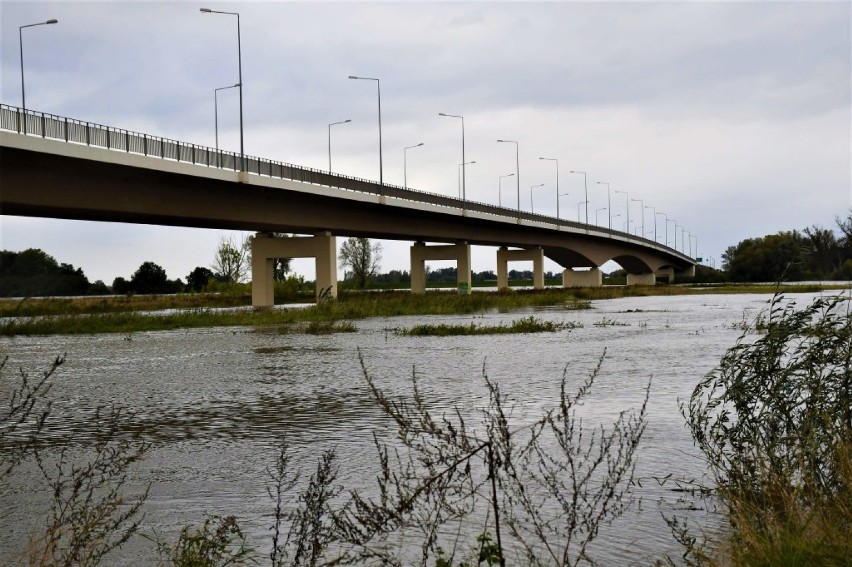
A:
1 0 850 283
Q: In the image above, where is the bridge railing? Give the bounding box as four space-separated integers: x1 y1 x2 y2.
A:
0 104 691 260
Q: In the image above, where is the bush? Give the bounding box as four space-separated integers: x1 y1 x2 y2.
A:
683 293 852 565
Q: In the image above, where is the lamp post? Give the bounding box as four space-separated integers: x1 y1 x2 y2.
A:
615 190 629 235
439 113 466 204
631 198 644 239
596 181 611 230
539 157 559 220
656 211 668 245
19 18 58 133
458 161 476 198
595 207 607 226
403 142 424 190
200 8 244 172
691 234 698 259
215 83 240 167
569 170 588 224
578 201 588 222
349 75 383 190
497 139 520 214
530 183 545 213
328 119 351 173
611 213 622 233
498 173 514 207
645 205 657 242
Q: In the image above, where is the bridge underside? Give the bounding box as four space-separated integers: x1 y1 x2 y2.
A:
0 135 693 277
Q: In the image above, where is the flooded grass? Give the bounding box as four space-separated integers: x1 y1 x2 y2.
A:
395 315 581 336
1 284 847 337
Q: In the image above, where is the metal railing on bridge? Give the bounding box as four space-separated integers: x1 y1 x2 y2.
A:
1 103 682 257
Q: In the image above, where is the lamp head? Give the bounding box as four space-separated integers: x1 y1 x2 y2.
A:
200 8 212 13
348 75 359 79
46 19 58 24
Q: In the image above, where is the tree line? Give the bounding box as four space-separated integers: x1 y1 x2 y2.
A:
722 211 852 282
2 214 851 297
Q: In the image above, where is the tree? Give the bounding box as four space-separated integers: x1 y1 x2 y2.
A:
338 237 381 288
129 261 172 294
211 235 250 283
185 267 215 292
0 248 91 297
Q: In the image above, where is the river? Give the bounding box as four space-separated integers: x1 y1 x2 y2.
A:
0 290 837 565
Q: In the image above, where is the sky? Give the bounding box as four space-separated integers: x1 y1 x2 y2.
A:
1 0 850 284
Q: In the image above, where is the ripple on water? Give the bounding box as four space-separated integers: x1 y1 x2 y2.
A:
1 291 836 565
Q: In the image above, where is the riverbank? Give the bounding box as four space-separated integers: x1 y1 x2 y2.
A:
1 283 847 336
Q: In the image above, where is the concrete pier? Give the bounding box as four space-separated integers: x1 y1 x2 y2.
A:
496 247 545 290
410 241 472 294
563 268 603 288
251 232 337 307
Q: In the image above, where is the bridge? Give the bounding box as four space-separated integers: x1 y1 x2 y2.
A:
0 104 695 307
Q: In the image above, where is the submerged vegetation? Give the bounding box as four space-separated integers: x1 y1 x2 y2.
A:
396 315 580 336
1 283 848 337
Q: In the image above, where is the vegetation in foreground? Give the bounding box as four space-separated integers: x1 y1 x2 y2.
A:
663 293 852 566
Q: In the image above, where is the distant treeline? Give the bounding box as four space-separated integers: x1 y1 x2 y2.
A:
721 211 852 282
0 250 218 297
2 211 850 297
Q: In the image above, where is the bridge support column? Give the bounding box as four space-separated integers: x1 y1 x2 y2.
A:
410 241 472 295
626 272 656 286
562 268 602 288
251 232 337 308
656 267 675 283
496 247 545 290
677 265 696 278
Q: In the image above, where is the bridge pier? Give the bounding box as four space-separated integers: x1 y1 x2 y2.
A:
562 268 602 288
626 272 656 286
678 265 696 278
251 232 337 308
410 241 472 294
496 247 545 290
656 267 675 283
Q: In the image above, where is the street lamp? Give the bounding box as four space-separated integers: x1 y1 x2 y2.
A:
458 161 476 198
615 190 629 235
497 140 520 214
596 181 611 230
498 173 515 207
328 119 351 173
19 18 58 132
530 183 545 214
656 211 668 245
215 83 240 167
631 198 644 239
349 75 383 190
404 142 424 190
569 170 588 224
595 207 606 226
578 201 588 223
439 113 466 204
539 157 559 220
611 213 622 233
645 205 657 242
200 8 244 172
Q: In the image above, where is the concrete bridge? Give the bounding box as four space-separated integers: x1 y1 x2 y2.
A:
0 104 696 307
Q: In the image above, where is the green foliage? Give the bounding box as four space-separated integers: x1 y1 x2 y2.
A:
0 248 91 297
397 315 580 336
682 292 852 565
722 211 852 282
338 237 381 289
129 261 183 294
154 515 252 567
186 267 216 293
212 235 251 283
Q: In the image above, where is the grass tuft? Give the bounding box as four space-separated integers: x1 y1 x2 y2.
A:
396 315 580 336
